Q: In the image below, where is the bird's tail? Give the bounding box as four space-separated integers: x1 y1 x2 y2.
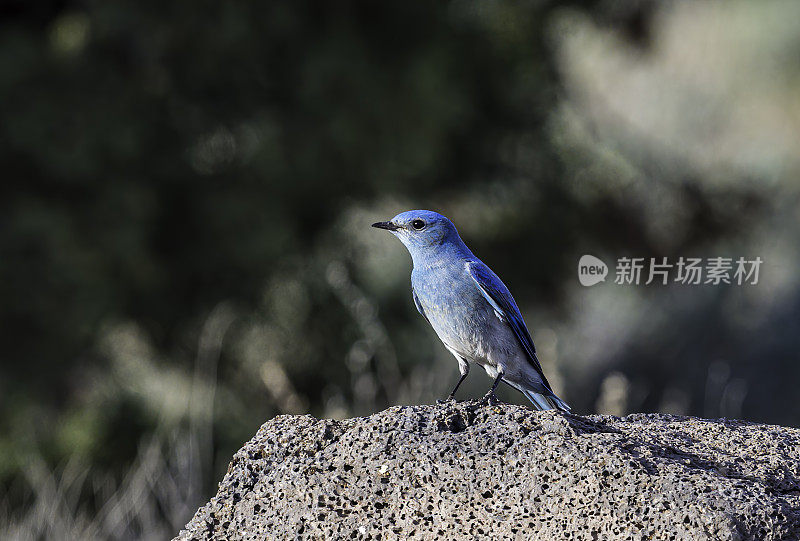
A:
523 389 571 412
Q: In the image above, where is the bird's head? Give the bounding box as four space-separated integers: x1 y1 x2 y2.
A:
372 210 460 255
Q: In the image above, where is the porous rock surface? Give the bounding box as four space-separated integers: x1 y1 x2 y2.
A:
175 402 800 540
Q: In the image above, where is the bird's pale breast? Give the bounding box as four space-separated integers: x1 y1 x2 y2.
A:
412 261 520 367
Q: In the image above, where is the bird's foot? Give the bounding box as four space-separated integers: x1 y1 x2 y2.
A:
436 396 457 405
479 391 500 407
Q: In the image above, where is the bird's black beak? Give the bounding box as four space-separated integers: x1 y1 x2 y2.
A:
372 221 399 231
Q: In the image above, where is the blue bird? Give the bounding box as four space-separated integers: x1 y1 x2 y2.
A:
372 210 570 411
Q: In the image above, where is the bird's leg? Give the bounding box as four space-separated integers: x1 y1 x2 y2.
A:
438 373 468 403
438 355 470 404
480 371 504 406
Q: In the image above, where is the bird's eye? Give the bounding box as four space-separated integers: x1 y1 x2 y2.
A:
411 219 425 230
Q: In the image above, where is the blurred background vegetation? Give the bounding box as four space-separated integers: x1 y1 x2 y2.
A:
2 0 799 538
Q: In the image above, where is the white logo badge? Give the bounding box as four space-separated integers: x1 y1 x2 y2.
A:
578 255 608 287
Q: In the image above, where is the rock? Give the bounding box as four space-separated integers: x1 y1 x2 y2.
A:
175 402 800 540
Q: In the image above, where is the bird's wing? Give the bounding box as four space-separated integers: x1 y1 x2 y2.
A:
412 287 429 324
466 260 553 391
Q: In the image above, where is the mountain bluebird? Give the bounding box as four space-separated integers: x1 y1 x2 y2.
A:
372 210 570 411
